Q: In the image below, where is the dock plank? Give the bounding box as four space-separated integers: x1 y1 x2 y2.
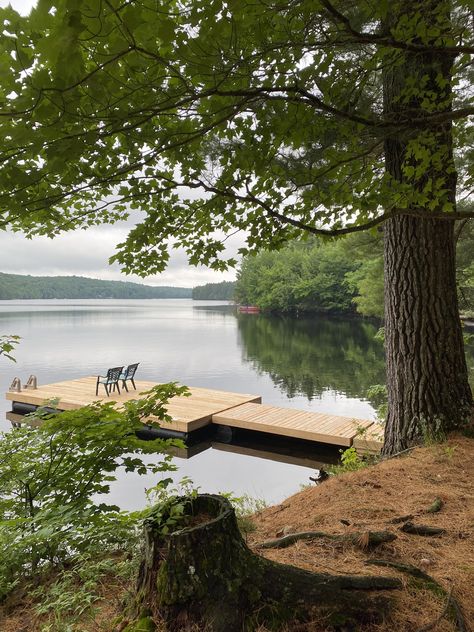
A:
212 403 373 447
353 424 384 454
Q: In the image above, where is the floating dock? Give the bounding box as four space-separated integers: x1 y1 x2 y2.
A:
6 376 261 434
5 376 383 451
213 403 372 447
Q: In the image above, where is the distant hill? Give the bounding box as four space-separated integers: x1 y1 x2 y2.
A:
192 281 236 300
0 273 192 300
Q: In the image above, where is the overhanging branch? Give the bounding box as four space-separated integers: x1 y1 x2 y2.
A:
320 0 474 55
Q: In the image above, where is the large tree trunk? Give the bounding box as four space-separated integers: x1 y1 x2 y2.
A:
128 494 400 631
382 0 473 454
383 214 472 453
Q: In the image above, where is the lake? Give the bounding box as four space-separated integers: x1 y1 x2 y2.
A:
0 299 386 509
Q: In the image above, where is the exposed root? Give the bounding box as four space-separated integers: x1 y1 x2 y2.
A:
366 560 470 632
256 530 396 550
399 522 446 536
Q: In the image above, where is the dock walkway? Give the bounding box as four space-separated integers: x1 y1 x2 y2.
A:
5 376 383 451
213 402 373 447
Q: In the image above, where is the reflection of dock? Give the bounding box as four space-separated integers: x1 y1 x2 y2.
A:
6 411 28 427
142 439 341 466
212 441 336 469
166 441 212 459
5 376 383 451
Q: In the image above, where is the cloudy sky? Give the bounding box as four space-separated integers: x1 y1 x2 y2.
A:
0 0 239 288
0 226 242 288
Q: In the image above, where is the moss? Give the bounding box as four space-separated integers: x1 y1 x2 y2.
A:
243 581 262 605
155 561 170 601
408 576 459 626
122 616 156 632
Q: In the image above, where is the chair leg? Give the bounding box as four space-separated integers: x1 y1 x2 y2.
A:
105 384 109 396
131 378 136 390
122 381 129 392
96 379 99 396
116 382 120 395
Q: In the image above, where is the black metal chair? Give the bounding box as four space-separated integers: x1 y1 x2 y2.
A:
120 363 139 392
96 366 124 396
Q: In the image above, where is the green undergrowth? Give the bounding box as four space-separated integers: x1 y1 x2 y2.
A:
329 422 382 476
329 446 374 475
225 493 268 537
0 383 191 629
31 553 139 631
10 480 270 630
145 480 269 540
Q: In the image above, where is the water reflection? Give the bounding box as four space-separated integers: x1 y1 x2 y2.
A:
3 300 473 509
238 313 386 401
5 413 336 510
466 340 474 387
0 300 381 508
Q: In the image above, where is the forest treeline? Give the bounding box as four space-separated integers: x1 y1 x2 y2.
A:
192 281 236 300
0 273 192 300
3 222 473 309
235 223 474 317
0 273 238 301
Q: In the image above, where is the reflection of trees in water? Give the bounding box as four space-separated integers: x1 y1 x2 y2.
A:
466 340 474 388
237 314 386 401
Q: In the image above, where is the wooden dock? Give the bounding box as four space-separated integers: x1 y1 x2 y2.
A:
213 403 373 447
6 376 261 433
5 376 383 451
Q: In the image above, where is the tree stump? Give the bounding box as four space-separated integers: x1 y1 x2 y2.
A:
132 494 401 631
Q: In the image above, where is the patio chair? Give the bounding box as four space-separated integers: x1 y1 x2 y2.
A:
120 363 139 392
96 366 124 396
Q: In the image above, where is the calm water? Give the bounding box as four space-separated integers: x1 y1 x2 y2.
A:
0 299 385 509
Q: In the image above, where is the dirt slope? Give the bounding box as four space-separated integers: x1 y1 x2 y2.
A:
249 435 474 631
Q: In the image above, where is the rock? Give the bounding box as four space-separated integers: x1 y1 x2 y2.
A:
276 525 294 537
419 558 433 569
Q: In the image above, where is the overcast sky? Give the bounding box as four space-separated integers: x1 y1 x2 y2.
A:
0 0 32 13
0 227 241 288
0 0 239 288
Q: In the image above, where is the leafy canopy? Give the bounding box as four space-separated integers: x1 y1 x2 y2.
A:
0 0 472 274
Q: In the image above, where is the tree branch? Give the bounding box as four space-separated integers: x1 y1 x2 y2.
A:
320 0 474 55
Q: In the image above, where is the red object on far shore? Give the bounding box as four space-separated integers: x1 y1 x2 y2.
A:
238 305 260 314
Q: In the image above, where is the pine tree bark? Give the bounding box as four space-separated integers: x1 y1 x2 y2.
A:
382 0 473 454
131 494 400 631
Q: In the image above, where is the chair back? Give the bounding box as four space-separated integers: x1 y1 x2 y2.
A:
107 366 124 382
123 363 139 379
